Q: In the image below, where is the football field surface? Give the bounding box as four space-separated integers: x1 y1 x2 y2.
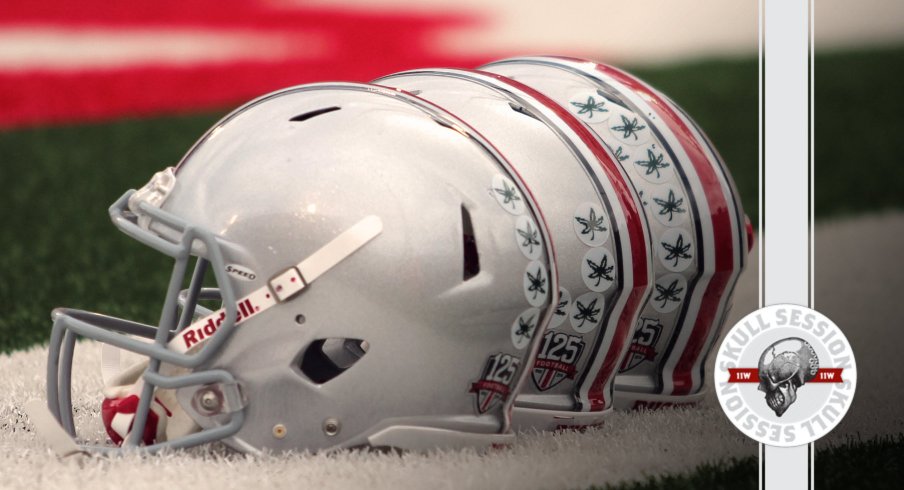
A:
1 213 902 489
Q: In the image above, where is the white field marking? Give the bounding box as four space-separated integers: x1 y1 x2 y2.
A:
3 0 900 74
299 0 902 63
308 0 757 63
1 212 902 489
2 1 901 73
0 27 324 71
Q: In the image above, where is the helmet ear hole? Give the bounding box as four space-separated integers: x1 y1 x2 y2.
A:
297 338 368 384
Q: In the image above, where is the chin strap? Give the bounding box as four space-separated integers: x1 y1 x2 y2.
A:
24 399 88 458
98 215 384 447
168 214 384 355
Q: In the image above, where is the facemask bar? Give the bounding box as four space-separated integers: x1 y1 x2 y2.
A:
176 256 210 331
46 189 245 453
177 287 222 323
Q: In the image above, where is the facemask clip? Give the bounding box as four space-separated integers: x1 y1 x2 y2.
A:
128 167 177 229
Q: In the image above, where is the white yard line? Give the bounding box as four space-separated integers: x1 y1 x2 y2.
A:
0 28 315 71
1 1 901 72
298 0 901 63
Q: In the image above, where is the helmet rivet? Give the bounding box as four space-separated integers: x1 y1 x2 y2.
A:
323 418 340 436
198 389 221 413
272 424 288 439
295 314 306 325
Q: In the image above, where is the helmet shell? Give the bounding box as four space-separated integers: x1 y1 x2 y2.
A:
483 57 750 410
376 69 652 429
158 83 558 451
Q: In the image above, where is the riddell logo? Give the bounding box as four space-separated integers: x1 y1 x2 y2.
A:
715 304 857 447
181 298 261 350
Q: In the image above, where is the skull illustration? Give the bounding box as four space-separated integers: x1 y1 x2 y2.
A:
757 338 819 417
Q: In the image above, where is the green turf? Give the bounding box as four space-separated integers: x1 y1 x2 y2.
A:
596 434 904 490
0 113 222 352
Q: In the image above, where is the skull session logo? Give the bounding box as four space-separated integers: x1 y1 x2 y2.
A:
714 305 857 447
756 338 821 416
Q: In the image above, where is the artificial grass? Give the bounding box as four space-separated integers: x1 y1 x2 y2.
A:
598 456 758 490
1 47 902 354
597 434 904 490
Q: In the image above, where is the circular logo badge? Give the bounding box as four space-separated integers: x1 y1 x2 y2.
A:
514 215 543 261
651 273 686 313
581 247 616 292
570 291 604 333
607 106 651 147
573 201 610 247
714 304 857 447
523 261 549 307
632 144 673 185
568 90 612 124
657 228 694 273
511 307 540 350
649 186 689 228
491 174 526 215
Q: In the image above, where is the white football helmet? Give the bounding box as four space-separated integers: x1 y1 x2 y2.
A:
375 69 653 430
482 57 752 410
44 82 558 453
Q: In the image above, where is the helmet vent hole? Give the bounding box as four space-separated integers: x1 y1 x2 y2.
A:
509 102 539 120
461 205 480 281
289 107 341 122
298 338 367 384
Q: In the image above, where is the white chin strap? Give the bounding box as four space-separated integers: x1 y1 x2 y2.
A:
24 399 87 458
86 215 383 449
175 214 383 353
102 215 383 375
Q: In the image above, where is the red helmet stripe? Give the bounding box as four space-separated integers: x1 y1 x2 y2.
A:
468 69 651 411
591 63 737 396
